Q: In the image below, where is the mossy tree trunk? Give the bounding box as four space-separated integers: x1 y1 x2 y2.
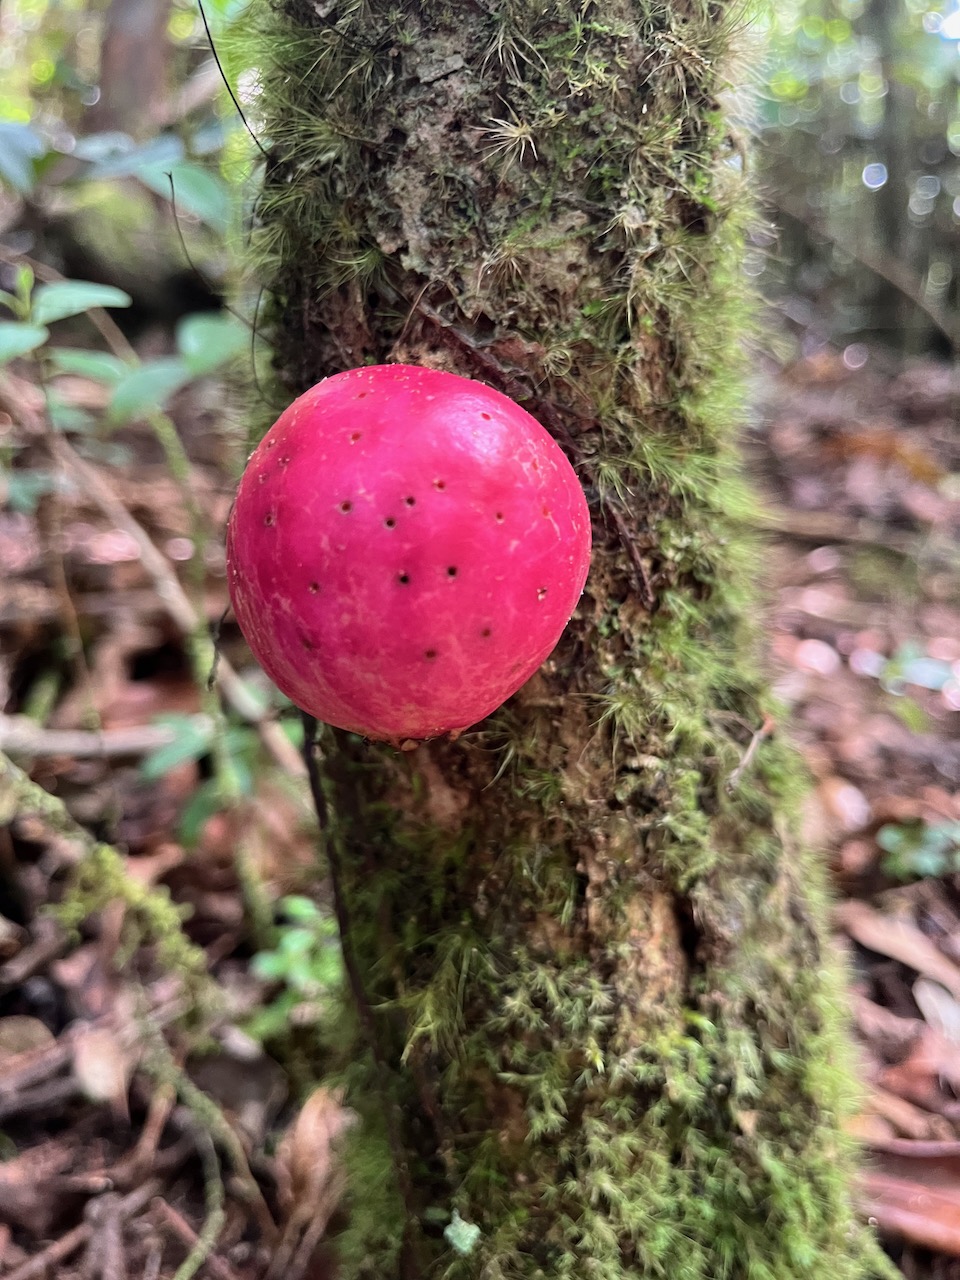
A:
248 3 887 1277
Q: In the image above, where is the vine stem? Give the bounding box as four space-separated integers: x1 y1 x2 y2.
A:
298 715 426 1278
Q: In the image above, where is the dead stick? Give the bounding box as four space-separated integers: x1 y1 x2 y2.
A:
154 1200 242 1280
0 714 212 759
727 715 775 792
3 1180 160 1280
49 434 304 777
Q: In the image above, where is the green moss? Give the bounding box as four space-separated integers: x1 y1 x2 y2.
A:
235 0 890 1276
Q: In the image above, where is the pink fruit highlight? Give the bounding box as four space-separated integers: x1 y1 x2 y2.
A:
226 364 591 741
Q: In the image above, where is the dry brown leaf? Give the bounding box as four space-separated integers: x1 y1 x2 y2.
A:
276 1087 356 1221
849 992 923 1056
914 977 960 1044
0 1016 56 1060
836 900 960 1000
0 1142 76 1236
846 1112 896 1143
859 1169 960 1255
868 1086 955 1141
266 1087 357 1280
878 1025 960 1120
71 1026 133 1120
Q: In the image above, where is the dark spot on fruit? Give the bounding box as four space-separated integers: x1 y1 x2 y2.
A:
350 432 362 442
424 649 437 660
405 496 416 506
308 582 320 594
385 517 396 529
339 501 353 513
495 511 504 523
532 460 539 471
279 455 290 465
447 566 458 578
480 412 492 421
537 587 547 600
433 479 446 490
267 439 277 448
264 512 275 526
258 474 267 484
481 627 492 637
356 391 368 400
542 505 550 517
398 572 410 585
301 636 314 650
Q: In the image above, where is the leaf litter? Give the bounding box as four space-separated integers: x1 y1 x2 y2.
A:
754 347 960 1277
0 323 958 1276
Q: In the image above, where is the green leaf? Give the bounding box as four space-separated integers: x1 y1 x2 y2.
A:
0 290 24 318
15 265 34 306
109 357 191 424
46 396 95 433
140 714 213 780
0 123 45 194
48 348 130 384
139 162 231 232
311 946 343 987
280 895 322 924
244 989 299 1042
250 951 289 982
32 281 132 326
176 311 249 376
277 927 316 957
178 778 226 847
83 132 183 178
0 322 49 364
4 469 58 513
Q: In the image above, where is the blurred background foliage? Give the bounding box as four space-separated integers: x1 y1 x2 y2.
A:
0 0 957 359
756 0 960 359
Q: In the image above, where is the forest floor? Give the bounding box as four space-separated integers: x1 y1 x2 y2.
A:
0 335 958 1279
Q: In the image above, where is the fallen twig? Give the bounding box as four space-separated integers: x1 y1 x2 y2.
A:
726 714 775 792
156 1194 241 1280
0 713 212 759
47 434 305 777
2 1179 160 1280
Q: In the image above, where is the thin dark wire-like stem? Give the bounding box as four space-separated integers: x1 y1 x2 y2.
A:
164 173 256 332
197 0 269 161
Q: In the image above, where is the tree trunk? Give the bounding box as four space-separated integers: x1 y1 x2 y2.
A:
89 0 173 139
247 3 887 1277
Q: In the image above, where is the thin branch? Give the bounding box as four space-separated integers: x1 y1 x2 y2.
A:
773 198 960 353
726 714 775 793
2 1180 161 1280
749 503 918 555
156 1199 241 1280
0 713 212 759
49 433 305 776
196 0 269 160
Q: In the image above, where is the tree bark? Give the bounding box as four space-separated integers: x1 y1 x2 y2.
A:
89 0 173 139
248 3 888 1277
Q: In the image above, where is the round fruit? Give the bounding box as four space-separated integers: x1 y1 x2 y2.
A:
226 364 591 741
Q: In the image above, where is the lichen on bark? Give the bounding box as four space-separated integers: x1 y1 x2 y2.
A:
243 2 890 1277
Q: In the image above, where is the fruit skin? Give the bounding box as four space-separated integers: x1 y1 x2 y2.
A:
226 364 591 741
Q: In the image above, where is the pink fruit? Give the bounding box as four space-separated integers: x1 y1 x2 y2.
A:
226 364 591 741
